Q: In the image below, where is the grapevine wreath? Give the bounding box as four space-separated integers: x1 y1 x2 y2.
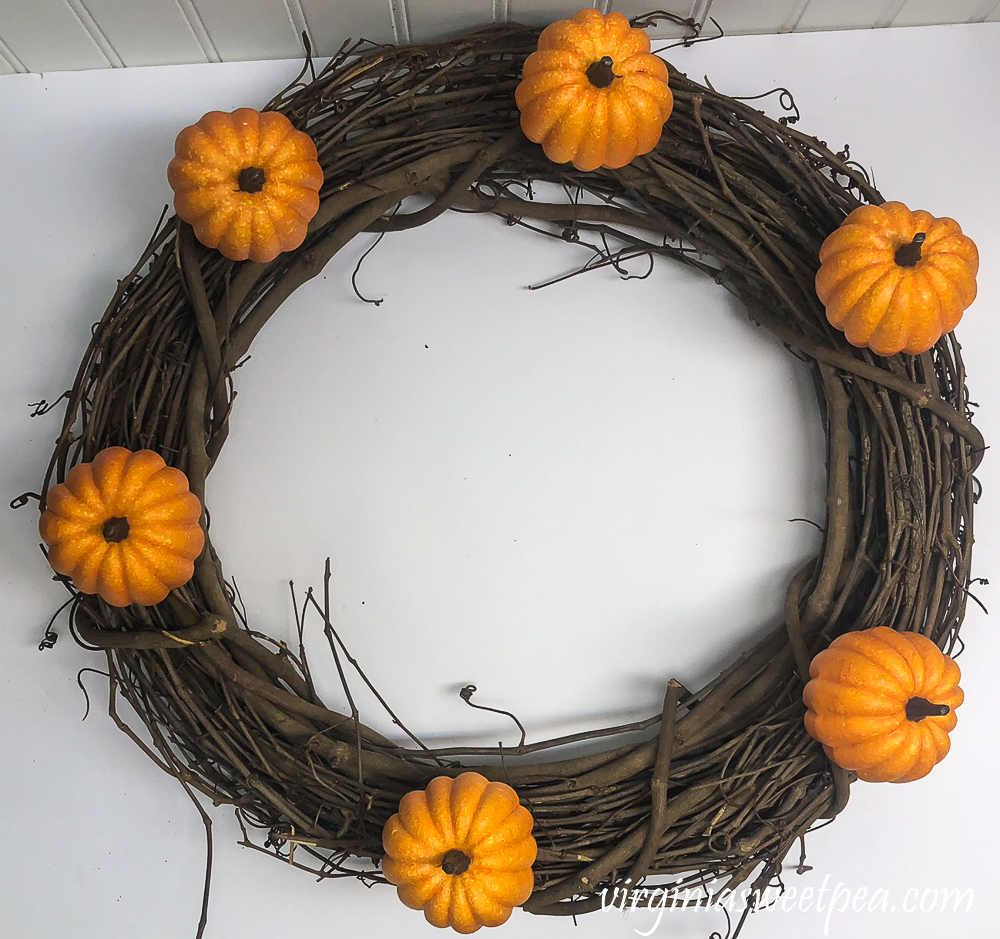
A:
25 9 985 936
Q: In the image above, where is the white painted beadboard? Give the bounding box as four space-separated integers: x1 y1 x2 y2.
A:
0 0 999 73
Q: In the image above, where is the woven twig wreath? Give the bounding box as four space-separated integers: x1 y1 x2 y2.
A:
34 16 984 931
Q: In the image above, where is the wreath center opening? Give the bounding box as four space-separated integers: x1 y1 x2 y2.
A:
206 204 826 743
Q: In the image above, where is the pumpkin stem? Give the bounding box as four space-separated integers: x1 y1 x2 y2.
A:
586 56 618 89
894 232 926 268
905 696 950 722
441 849 471 876
102 516 130 543
237 166 267 193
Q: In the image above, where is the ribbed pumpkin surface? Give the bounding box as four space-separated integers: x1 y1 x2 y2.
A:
382 772 537 933
816 201 978 355
804 626 963 782
167 107 323 262
516 9 673 171
40 447 205 607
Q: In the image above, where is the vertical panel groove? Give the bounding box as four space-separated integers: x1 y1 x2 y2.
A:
280 0 302 45
284 0 314 54
62 0 124 67
881 0 909 27
0 34 29 72
691 0 713 27
387 0 399 42
175 0 221 63
783 0 813 31
975 0 1000 20
389 0 411 43
493 0 511 22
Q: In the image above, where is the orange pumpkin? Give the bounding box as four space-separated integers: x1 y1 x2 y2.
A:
167 107 323 263
39 447 205 608
816 201 979 355
515 9 673 171
803 626 963 783
382 772 537 933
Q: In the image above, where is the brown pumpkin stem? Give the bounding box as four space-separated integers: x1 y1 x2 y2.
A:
905 696 950 722
237 166 267 193
441 849 471 876
586 56 618 88
894 232 926 267
102 516 130 543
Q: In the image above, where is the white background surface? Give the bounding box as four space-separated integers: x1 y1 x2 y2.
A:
1 20 999 939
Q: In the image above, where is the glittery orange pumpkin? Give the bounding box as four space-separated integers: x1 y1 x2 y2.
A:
803 626 963 783
515 9 673 171
382 772 537 933
39 447 205 608
167 107 323 262
816 201 979 355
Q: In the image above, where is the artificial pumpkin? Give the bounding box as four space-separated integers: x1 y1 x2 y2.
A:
39 447 205 608
803 626 963 783
815 201 979 356
382 772 537 933
515 9 673 171
167 107 323 263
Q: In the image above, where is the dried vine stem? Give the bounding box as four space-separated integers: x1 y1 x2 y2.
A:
36 16 982 926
